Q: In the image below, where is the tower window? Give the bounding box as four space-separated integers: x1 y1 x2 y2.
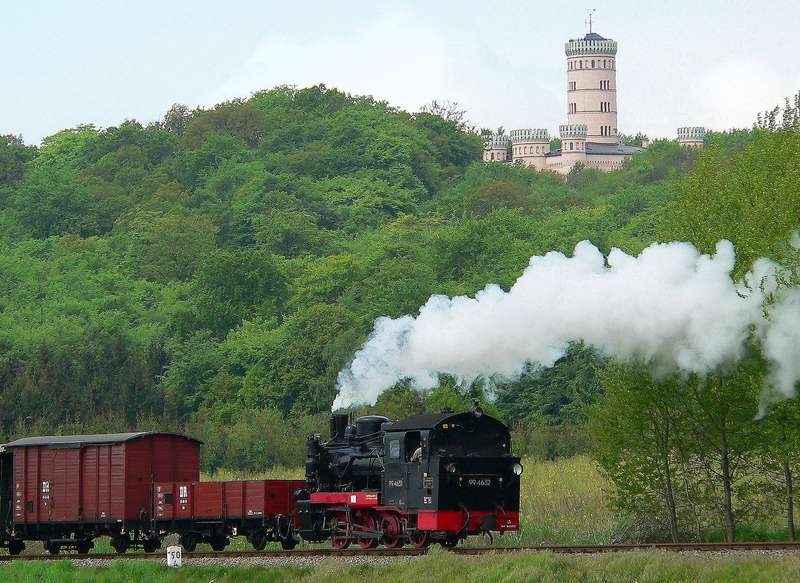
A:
570 142 574 151
579 61 583 69
591 59 595 68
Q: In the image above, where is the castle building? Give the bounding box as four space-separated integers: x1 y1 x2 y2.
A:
677 126 706 148
482 134 509 162
485 28 647 174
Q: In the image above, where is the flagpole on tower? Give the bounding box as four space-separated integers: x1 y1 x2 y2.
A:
586 8 596 34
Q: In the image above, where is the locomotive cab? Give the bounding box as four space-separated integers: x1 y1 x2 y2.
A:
381 409 521 537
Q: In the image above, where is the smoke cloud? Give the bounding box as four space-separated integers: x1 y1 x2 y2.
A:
333 240 800 410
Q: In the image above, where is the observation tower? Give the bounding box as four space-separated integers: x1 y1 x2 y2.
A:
565 14 619 144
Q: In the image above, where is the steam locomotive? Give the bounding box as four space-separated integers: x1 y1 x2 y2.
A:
0 406 520 554
298 405 522 548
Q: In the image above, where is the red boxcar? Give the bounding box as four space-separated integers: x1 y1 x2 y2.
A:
154 479 306 551
2 432 200 554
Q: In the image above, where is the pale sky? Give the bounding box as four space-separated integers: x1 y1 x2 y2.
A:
3 0 799 144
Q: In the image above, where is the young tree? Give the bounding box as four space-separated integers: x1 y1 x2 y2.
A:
681 361 762 542
589 363 686 542
755 395 800 540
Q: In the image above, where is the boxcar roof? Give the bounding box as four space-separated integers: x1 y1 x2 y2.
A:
4 432 201 448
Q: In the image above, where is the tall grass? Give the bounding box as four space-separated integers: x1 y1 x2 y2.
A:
202 466 305 481
509 455 620 544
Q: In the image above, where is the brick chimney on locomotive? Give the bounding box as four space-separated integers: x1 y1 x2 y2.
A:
297 405 522 548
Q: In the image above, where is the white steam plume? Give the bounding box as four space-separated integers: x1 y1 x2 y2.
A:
333 240 800 410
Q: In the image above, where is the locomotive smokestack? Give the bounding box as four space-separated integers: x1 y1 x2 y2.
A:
329 413 349 441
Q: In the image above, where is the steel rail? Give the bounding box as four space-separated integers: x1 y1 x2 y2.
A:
3 542 800 562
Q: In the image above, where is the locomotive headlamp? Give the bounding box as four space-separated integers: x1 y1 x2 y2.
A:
446 463 457 474
512 463 524 476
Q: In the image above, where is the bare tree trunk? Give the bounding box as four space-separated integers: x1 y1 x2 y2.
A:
663 456 680 542
678 453 702 541
785 461 795 542
720 428 736 542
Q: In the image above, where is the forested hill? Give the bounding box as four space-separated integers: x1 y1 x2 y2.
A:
1 85 798 470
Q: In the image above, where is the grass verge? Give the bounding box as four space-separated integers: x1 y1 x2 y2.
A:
2 550 799 583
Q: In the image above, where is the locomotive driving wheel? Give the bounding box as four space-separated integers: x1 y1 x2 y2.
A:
356 511 379 549
330 514 351 550
380 514 404 549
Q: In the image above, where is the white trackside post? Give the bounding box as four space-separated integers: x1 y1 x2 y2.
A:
166 545 182 568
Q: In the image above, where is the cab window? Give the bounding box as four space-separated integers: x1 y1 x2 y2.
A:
405 431 422 462
388 439 400 459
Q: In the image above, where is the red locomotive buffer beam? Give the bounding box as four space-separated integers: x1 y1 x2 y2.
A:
417 510 519 532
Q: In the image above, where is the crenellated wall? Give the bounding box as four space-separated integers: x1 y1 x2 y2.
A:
510 128 550 170
677 126 705 148
483 134 509 162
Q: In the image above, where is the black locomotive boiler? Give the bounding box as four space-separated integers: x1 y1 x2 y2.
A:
297 405 522 548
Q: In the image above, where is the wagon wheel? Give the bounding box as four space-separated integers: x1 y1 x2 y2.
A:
250 530 268 551
76 538 93 555
356 511 379 549
111 533 130 554
143 537 161 553
8 540 25 556
280 536 298 550
380 514 404 549
440 535 459 548
330 516 351 550
410 530 431 549
209 536 229 552
180 533 198 552
45 540 61 555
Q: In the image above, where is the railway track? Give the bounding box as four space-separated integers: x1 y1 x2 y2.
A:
3 541 800 562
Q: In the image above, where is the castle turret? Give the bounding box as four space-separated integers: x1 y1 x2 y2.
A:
550 124 588 174
483 134 509 163
677 126 705 148
565 32 618 144
559 124 588 153
510 128 550 170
